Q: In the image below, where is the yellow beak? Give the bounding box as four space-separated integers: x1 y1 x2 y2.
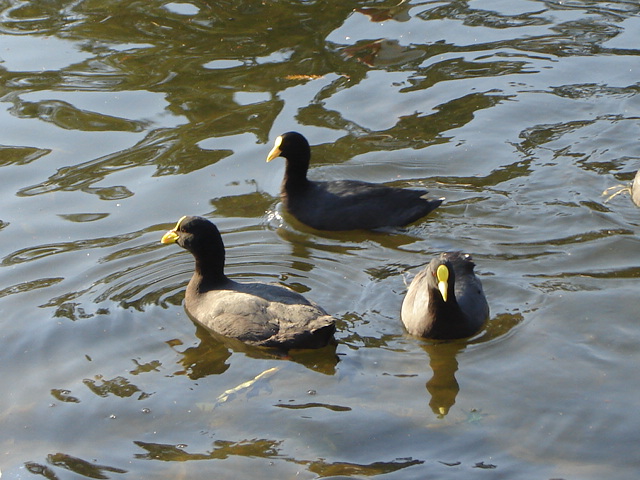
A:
161 230 179 244
160 216 186 244
266 136 283 162
436 264 449 302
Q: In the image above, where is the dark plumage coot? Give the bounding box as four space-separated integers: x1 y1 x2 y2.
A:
266 132 443 231
161 216 336 349
401 252 489 340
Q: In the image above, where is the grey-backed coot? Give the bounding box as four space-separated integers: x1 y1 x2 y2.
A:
266 132 443 231
401 252 489 340
161 216 336 349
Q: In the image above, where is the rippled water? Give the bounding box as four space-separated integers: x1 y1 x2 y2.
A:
1 1 640 478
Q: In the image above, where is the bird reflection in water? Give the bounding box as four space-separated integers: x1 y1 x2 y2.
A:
172 323 338 380
421 342 465 417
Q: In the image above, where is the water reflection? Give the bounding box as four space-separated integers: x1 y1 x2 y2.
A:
26 454 127 479
174 323 338 379
0 145 50 166
2 0 640 477
83 374 152 400
305 457 424 477
134 438 281 461
416 310 525 417
275 401 351 413
209 190 274 219
342 39 425 67
355 1 413 23
9 98 147 132
58 213 110 223
50 389 80 404
422 341 464 417
0 277 64 300
133 437 423 477
1 232 141 266
170 330 231 379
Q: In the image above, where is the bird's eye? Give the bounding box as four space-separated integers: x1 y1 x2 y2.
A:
175 215 188 231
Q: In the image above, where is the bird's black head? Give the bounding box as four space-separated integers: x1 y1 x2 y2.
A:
427 255 456 304
266 132 312 184
161 216 226 276
266 132 310 161
428 252 476 303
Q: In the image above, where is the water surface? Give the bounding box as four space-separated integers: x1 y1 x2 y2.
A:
1 1 640 479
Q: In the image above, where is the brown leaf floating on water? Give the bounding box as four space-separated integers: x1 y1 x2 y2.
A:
284 74 324 81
